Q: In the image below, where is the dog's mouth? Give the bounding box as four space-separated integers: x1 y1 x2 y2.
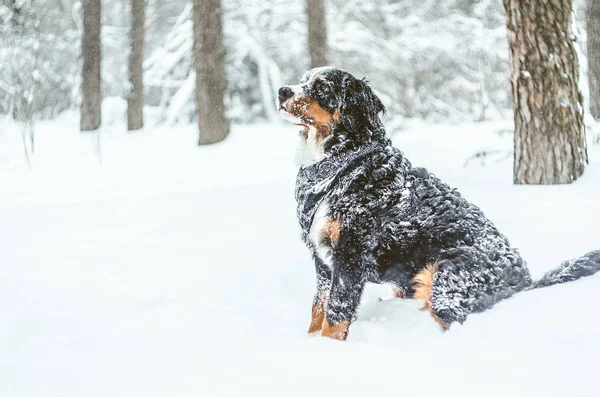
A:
278 102 290 115
278 99 294 115
278 100 304 126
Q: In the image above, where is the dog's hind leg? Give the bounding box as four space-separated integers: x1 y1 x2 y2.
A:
423 251 530 327
412 262 449 330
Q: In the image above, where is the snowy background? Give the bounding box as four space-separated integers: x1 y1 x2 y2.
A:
1 110 600 396
0 0 595 123
2 0 600 395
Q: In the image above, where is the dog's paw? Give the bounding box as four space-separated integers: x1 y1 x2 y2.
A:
307 322 323 336
321 319 350 341
308 299 327 335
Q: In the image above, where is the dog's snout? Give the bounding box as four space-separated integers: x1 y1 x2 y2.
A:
278 86 294 103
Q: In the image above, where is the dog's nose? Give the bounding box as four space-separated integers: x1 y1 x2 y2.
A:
278 86 294 103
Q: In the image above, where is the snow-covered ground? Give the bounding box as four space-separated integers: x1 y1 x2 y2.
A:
1 114 600 396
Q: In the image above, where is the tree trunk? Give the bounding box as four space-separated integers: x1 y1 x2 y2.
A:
127 0 144 130
588 0 600 119
504 0 586 184
307 0 328 68
193 0 229 145
81 0 102 131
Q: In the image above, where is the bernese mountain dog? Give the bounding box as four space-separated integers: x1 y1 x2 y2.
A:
277 67 600 340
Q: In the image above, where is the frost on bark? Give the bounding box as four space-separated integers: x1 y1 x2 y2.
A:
504 0 586 184
588 0 600 119
81 0 102 131
307 0 328 68
193 0 229 145
127 0 145 131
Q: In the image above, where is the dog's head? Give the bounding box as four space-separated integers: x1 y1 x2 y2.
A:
277 67 385 145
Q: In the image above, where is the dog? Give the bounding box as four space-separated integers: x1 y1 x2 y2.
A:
277 67 600 340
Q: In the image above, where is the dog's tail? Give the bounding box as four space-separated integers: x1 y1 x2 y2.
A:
527 249 600 290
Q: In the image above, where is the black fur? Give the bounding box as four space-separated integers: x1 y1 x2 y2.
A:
529 250 600 289
339 75 385 134
281 67 600 332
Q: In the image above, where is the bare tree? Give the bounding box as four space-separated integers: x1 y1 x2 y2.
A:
504 0 586 184
307 0 328 68
127 0 145 130
193 0 229 145
589 0 600 120
81 0 102 131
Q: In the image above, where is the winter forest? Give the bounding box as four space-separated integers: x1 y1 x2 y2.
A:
2 1 600 396
2 0 600 181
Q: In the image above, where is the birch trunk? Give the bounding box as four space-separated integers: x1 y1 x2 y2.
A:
81 0 102 131
307 0 328 68
588 0 600 119
193 0 229 145
127 0 144 131
504 0 586 184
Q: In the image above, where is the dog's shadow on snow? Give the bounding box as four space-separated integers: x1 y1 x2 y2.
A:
344 284 445 347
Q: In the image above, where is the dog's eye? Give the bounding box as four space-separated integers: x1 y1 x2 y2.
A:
317 82 330 93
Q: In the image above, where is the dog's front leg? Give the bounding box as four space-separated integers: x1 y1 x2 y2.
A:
308 256 331 335
321 236 367 341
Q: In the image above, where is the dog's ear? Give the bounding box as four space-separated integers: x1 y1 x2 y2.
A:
339 76 385 132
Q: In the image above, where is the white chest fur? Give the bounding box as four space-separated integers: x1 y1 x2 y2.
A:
295 126 330 166
308 199 334 269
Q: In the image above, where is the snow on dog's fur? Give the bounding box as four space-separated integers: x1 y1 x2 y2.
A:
278 67 600 340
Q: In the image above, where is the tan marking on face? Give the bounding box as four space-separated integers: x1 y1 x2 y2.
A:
412 262 449 331
321 314 350 340
305 99 333 127
287 96 335 145
308 295 327 335
321 218 341 245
